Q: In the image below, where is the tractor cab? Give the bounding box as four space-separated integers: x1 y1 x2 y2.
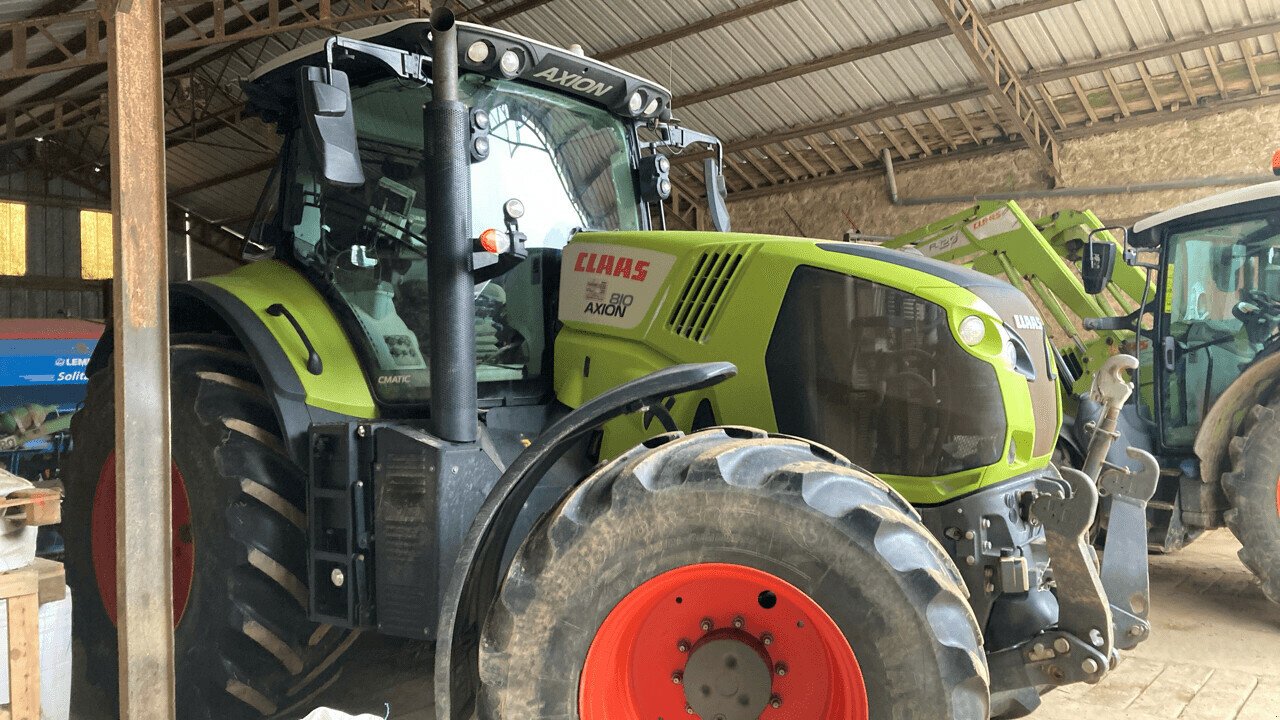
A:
1130 182 1280 448
241 19 726 411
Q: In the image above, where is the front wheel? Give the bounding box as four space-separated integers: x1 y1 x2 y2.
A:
479 428 990 719
1222 399 1280 603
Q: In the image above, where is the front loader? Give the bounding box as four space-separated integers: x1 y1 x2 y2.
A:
886 193 1280 604
64 12 1151 720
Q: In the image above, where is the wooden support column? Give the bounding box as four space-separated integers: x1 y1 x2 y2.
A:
105 0 175 717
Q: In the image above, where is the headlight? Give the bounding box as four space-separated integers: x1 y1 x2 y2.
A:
1003 339 1018 369
628 90 645 115
958 315 986 346
499 49 522 77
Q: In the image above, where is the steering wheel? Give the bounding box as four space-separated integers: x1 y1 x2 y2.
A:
1234 290 1280 345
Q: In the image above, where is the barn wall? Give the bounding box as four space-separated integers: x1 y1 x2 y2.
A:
0 166 242 321
0 167 107 320
729 103 1280 240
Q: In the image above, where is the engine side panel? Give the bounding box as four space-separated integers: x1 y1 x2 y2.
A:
554 230 1055 504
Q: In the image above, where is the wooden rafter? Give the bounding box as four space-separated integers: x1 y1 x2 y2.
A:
1171 53 1199 104
1135 61 1163 111
931 0 1060 178
0 0 419 82
1101 68 1130 117
1240 40 1264 95
672 0 1082 108
922 107 958 149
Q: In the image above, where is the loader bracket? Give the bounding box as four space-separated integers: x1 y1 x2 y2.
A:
1030 467 1115 658
1099 447 1160 649
433 362 739 720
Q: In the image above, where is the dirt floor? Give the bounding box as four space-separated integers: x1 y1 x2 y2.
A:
70 529 1280 719
295 530 1280 720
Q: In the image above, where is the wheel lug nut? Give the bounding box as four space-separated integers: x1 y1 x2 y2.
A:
775 662 788 677
770 695 782 709
685 703 695 714
671 671 683 685
677 639 690 653
732 615 745 629
761 633 773 646
700 618 714 632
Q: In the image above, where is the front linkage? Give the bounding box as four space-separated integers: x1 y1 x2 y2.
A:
989 355 1158 701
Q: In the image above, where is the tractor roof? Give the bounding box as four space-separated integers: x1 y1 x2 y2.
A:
1133 181 1280 234
244 19 673 125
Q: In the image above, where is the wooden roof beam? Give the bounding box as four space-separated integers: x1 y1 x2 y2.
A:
1135 61 1163 111
922 107 959 149
673 0 1082 107
930 0 1060 178
1171 53 1199 104
780 139 821 177
1203 47 1226 97
1101 68 1131 117
824 131 865 169
1240 40 1264 95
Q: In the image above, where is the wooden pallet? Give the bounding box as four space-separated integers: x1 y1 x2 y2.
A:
0 488 65 720
0 559 65 720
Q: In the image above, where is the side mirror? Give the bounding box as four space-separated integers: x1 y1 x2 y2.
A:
1082 227 1118 295
703 156 730 233
298 66 365 187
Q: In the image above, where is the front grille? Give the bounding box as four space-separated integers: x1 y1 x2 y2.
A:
667 246 748 342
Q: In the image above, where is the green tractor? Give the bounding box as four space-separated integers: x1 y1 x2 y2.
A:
886 193 1280 604
64 11 1154 720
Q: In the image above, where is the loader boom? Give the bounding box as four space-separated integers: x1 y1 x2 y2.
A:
884 200 1154 396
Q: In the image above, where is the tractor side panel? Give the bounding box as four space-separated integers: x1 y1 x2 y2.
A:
554 231 1051 505
200 260 377 419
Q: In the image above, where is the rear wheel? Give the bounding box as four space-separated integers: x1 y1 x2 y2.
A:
480 428 989 719
1222 399 1280 603
64 333 358 719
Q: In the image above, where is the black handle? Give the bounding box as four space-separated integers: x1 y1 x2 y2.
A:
267 303 323 375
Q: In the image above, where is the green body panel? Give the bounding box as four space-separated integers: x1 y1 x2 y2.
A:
554 230 1058 505
885 201 1154 401
201 260 378 419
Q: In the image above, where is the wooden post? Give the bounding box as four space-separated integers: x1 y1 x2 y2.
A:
105 0 176 717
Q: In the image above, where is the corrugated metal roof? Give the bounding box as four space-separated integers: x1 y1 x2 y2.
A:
1 0 1278 220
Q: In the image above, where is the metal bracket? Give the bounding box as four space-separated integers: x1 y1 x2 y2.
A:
1030 467 1115 660
988 629 1111 693
1099 447 1160 649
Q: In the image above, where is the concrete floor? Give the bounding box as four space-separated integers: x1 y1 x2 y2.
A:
301 530 1280 720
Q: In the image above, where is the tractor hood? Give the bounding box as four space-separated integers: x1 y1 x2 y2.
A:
243 19 673 127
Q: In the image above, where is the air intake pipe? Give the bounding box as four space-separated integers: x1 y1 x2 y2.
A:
423 7 478 443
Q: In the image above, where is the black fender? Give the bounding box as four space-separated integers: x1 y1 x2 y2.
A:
86 280 346 464
433 361 738 720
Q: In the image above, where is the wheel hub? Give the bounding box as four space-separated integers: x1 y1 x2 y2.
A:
578 563 868 719
683 634 773 719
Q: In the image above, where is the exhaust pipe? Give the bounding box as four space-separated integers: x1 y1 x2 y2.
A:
424 7 477 443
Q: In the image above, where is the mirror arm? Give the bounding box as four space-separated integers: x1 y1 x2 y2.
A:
325 36 430 84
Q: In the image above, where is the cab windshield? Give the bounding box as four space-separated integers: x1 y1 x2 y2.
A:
1162 213 1280 445
282 74 641 404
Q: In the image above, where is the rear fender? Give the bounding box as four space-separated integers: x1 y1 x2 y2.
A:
1194 351 1280 483
87 272 372 464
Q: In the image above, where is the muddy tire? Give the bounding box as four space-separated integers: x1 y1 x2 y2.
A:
64 333 357 719
1222 400 1280 603
479 427 989 719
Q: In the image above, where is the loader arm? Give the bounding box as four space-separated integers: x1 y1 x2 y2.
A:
885 200 1153 395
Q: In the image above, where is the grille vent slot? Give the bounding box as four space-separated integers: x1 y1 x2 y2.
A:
667 246 748 342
